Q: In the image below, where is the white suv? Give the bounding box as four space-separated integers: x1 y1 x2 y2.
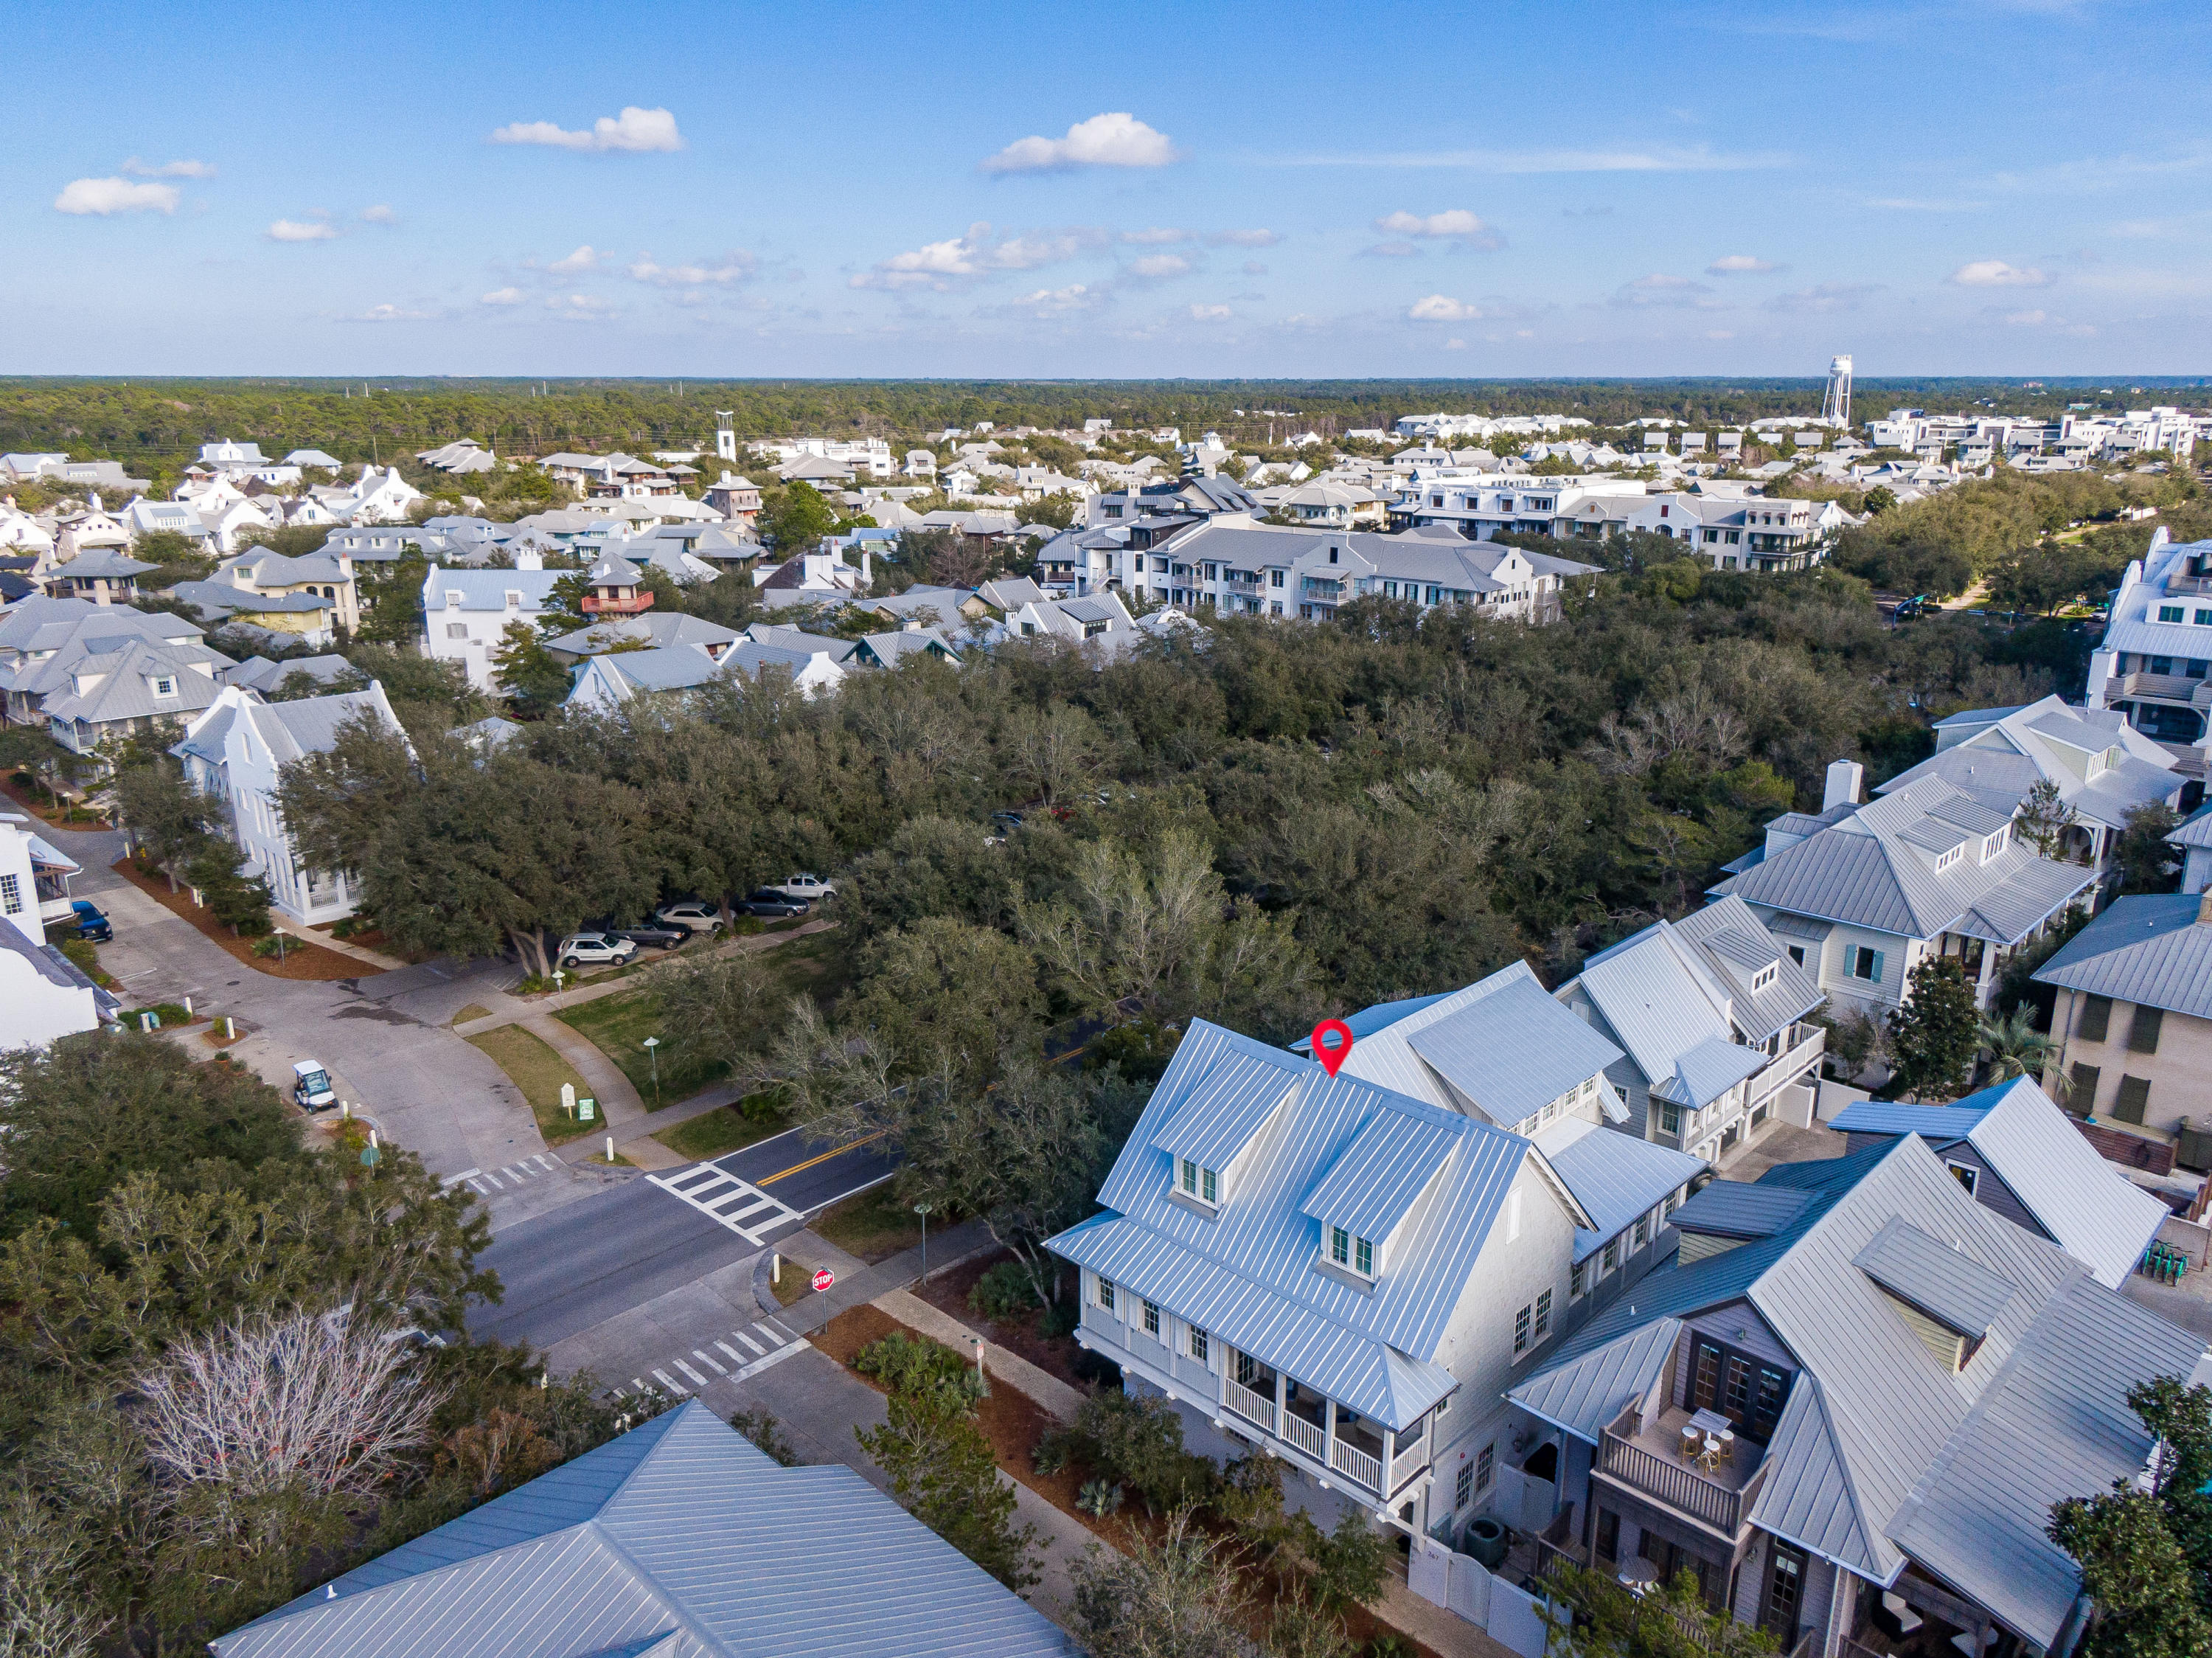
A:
768 873 837 902
654 901 726 934
557 932 639 970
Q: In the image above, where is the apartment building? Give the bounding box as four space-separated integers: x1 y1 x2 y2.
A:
2086 532 2212 748
420 566 565 690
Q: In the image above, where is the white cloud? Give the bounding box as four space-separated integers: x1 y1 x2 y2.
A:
1374 209 1502 249
1767 281 1879 313
1207 228 1279 247
1444 337 1467 350
1611 273 1721 308
2004 309 2048 325
480 287 526 306
356 303 433 322
1121 227 1190 245
120 157 214 179
1242 260 1268 276
1362 240 1421 258
1705 254 1779 274
267 218 338 242
1627 272 1705 290
546 294 614 321
1014 283 1098 313
359 204 397 224
54 176 178 215
851 223 1088 290
1130 253 1191 278
490 106 684 154
627 252 757 286
1189 303 1231 321
981 112 1178 174
1408 294 1485 322
548 245 601 273
1950 259 2049 286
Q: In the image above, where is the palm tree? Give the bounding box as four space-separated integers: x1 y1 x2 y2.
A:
1978 1005 2067 1099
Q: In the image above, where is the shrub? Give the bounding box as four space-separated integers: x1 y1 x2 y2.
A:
853 1331 982 1412
1031 1431 1071 1476
728 1405 801 1467
1072 1390 1217 1515
1077 1478 1124 1517
123 1002 192 1027
969 1260 1042 1320
1040 1297 1081 1339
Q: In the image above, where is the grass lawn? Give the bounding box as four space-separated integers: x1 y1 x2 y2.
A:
814 1180 922 1264
449 1002 491 1026
651 1104 791 1162
465 1025 595 1146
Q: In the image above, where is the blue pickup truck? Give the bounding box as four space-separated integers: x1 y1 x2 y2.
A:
60 900 111 943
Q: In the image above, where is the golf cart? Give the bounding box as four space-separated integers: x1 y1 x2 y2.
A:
293 1060 336 1112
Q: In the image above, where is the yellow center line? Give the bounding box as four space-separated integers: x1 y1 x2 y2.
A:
759 1130 886 1186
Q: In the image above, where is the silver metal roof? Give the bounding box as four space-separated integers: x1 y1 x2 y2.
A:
214 1401 1065 1658
1508 1316 1683 1443
1533 1118 1705 1260
1853 1218 2017 1337
2035 892 2212 1022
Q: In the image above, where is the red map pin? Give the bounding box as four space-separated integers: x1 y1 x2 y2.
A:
1311 1019 1354 1078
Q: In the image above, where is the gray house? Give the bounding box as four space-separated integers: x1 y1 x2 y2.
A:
1507 1134 2206 1658
212 1399 1065 1658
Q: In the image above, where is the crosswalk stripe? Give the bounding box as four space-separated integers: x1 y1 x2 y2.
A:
532 1154 557 1173
761 1317 798 1344
692 1348 727 1375
715 1339 748 1364
731 1339 811 1383
481 1170 506 1189
672 1359 708 1387
651 1368 687 1396
731 1328 765 1356
439 1168 482 1189
465 1177 488 1193
644 1165 804 1244
632 1378 644 1392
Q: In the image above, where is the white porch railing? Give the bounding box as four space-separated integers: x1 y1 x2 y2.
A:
1390 1434 1428 1495
1281 1409 1325 1461
1331 1437 1382 1491
1748 1025 1826 1103
1225 1378 1276 1435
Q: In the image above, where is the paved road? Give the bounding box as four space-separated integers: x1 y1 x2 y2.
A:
467 1126 898 1349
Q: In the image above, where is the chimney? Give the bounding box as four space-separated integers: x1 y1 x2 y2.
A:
1823 760 1865 811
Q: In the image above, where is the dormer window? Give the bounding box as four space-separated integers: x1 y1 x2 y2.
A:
153 677 175 698
1179 1158 1219 1205
1751 962 1777 993
1981 828 2008 861
1330 1226 1375 1277
1934 844 1963 873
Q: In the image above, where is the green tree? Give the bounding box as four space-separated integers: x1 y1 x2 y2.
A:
112 760 210 891
855 1390 1040 1594
2116 802 2182 893
490 620 573 715
759 481 838 551
2050 1491 2212 1658
1541 1560 1778 1658
2015 777 2079 859
843 918 1044 1086
1978 1005 2064 1092
355 550 428 645
654 948 780 1083
1888 957 1980 1101
1068 1511 1248 1658
184 841 274 936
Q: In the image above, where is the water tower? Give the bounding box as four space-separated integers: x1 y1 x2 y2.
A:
1820 355 1853 428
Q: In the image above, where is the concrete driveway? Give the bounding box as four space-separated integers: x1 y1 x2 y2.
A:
69 828 552 1181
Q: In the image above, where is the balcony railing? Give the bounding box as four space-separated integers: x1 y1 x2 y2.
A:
2119 671 2212 707
1748 1024 1826 1103
1225 1377 1276 1435
1331 1436 1382 1491
1389 1432 1429 1495
1281 1409 1326 1461
1597 1402 1769 1536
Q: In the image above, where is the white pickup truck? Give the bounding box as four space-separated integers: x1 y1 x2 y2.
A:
767 873 837 902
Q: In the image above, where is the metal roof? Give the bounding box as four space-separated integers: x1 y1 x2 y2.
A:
1298 1104 1463 1245
2035 892 2212 1022
1507 1317 1683 1444
1054 1019 1543 1429
1669 1180 1815 1239
2174 803 2212 850
1853 1218 2016 1336
214 1401 1065 1658
1829 1100 1992 1139
1534 1118 1705 1260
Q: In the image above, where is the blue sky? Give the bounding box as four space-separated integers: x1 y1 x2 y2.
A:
11 0 2210 378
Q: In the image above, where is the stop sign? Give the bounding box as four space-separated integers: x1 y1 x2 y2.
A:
811 1268 835 1292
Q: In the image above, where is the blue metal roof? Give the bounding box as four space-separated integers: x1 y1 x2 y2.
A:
1299 1103 1463 1245
1057 1019 1536 1429
1829 1100 1993 1140
1340 991 1455 1039
1655 1033 1772 1109
1401 974 1623 1127
1534 1120 1705 1263
1854 1217 2016 1337
1668 1179 1817 1240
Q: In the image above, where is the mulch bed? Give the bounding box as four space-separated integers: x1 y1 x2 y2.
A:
914 1248 1089 1393
812 1305 1441 1658
1 777 107 830
111 859 369 981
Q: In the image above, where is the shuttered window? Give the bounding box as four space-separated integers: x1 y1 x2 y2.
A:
2114 1075 2152 1125
2069 1063 2101 1112
2128 1005 2165 1055
2080 995 2112 1042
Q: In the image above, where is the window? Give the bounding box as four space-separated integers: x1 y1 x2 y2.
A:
1142 1300 1161 1337
2128 1004 2165 1055
1763 1540 1809 1640
1455 1460 1474 1509
2198 610 2212 627
1595 1508 1620 1564
1658 1100 1682 1137
0 874 17 915
2070 1061 2101 1111
1849 946 1885 982
1355 1236 1374 1276
2160 606 2186 622
1189 1326 1208 1363
1947 1161 1979 1196
1514 1304 1532 1353
1633 1215 1650 1249
1096 1276 1116 1312
1331 1226 1350 1266
1269 569 1284 587
1752 962 1776 992
1535 1289 1552 1339
153 677 175 697
2080 994 2112 1042
1571 1259 1589 1298
446 622 469 639
1602 1239 1619 1272
1476 1443 1495 1491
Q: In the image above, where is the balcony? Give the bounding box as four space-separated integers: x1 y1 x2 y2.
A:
581 591 655 617
1299 577 1346 599
1596 1400 1769 1538
2118 671 2212 707
1747 1023 1826 1105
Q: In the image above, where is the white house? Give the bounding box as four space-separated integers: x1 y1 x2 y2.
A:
2086 531 2212 748
0 814 114 1048
173 681 408 925
420 566 565 690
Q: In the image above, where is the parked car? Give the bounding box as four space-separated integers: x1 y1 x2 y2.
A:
767 873 837 902
990 811 1024 832
293 1060 336 1112
60 899 111 943
734 888 810 919
557 933 639 970
654 901 726 935
595 918 687 951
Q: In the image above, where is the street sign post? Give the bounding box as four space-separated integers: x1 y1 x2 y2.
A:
811 1268 835 1293
561 1083 577 1119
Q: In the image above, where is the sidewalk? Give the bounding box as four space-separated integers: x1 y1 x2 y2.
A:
272 918 409 973
768 1217 1000 1336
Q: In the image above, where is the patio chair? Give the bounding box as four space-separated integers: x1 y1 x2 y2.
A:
1882 1592 1924 1635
